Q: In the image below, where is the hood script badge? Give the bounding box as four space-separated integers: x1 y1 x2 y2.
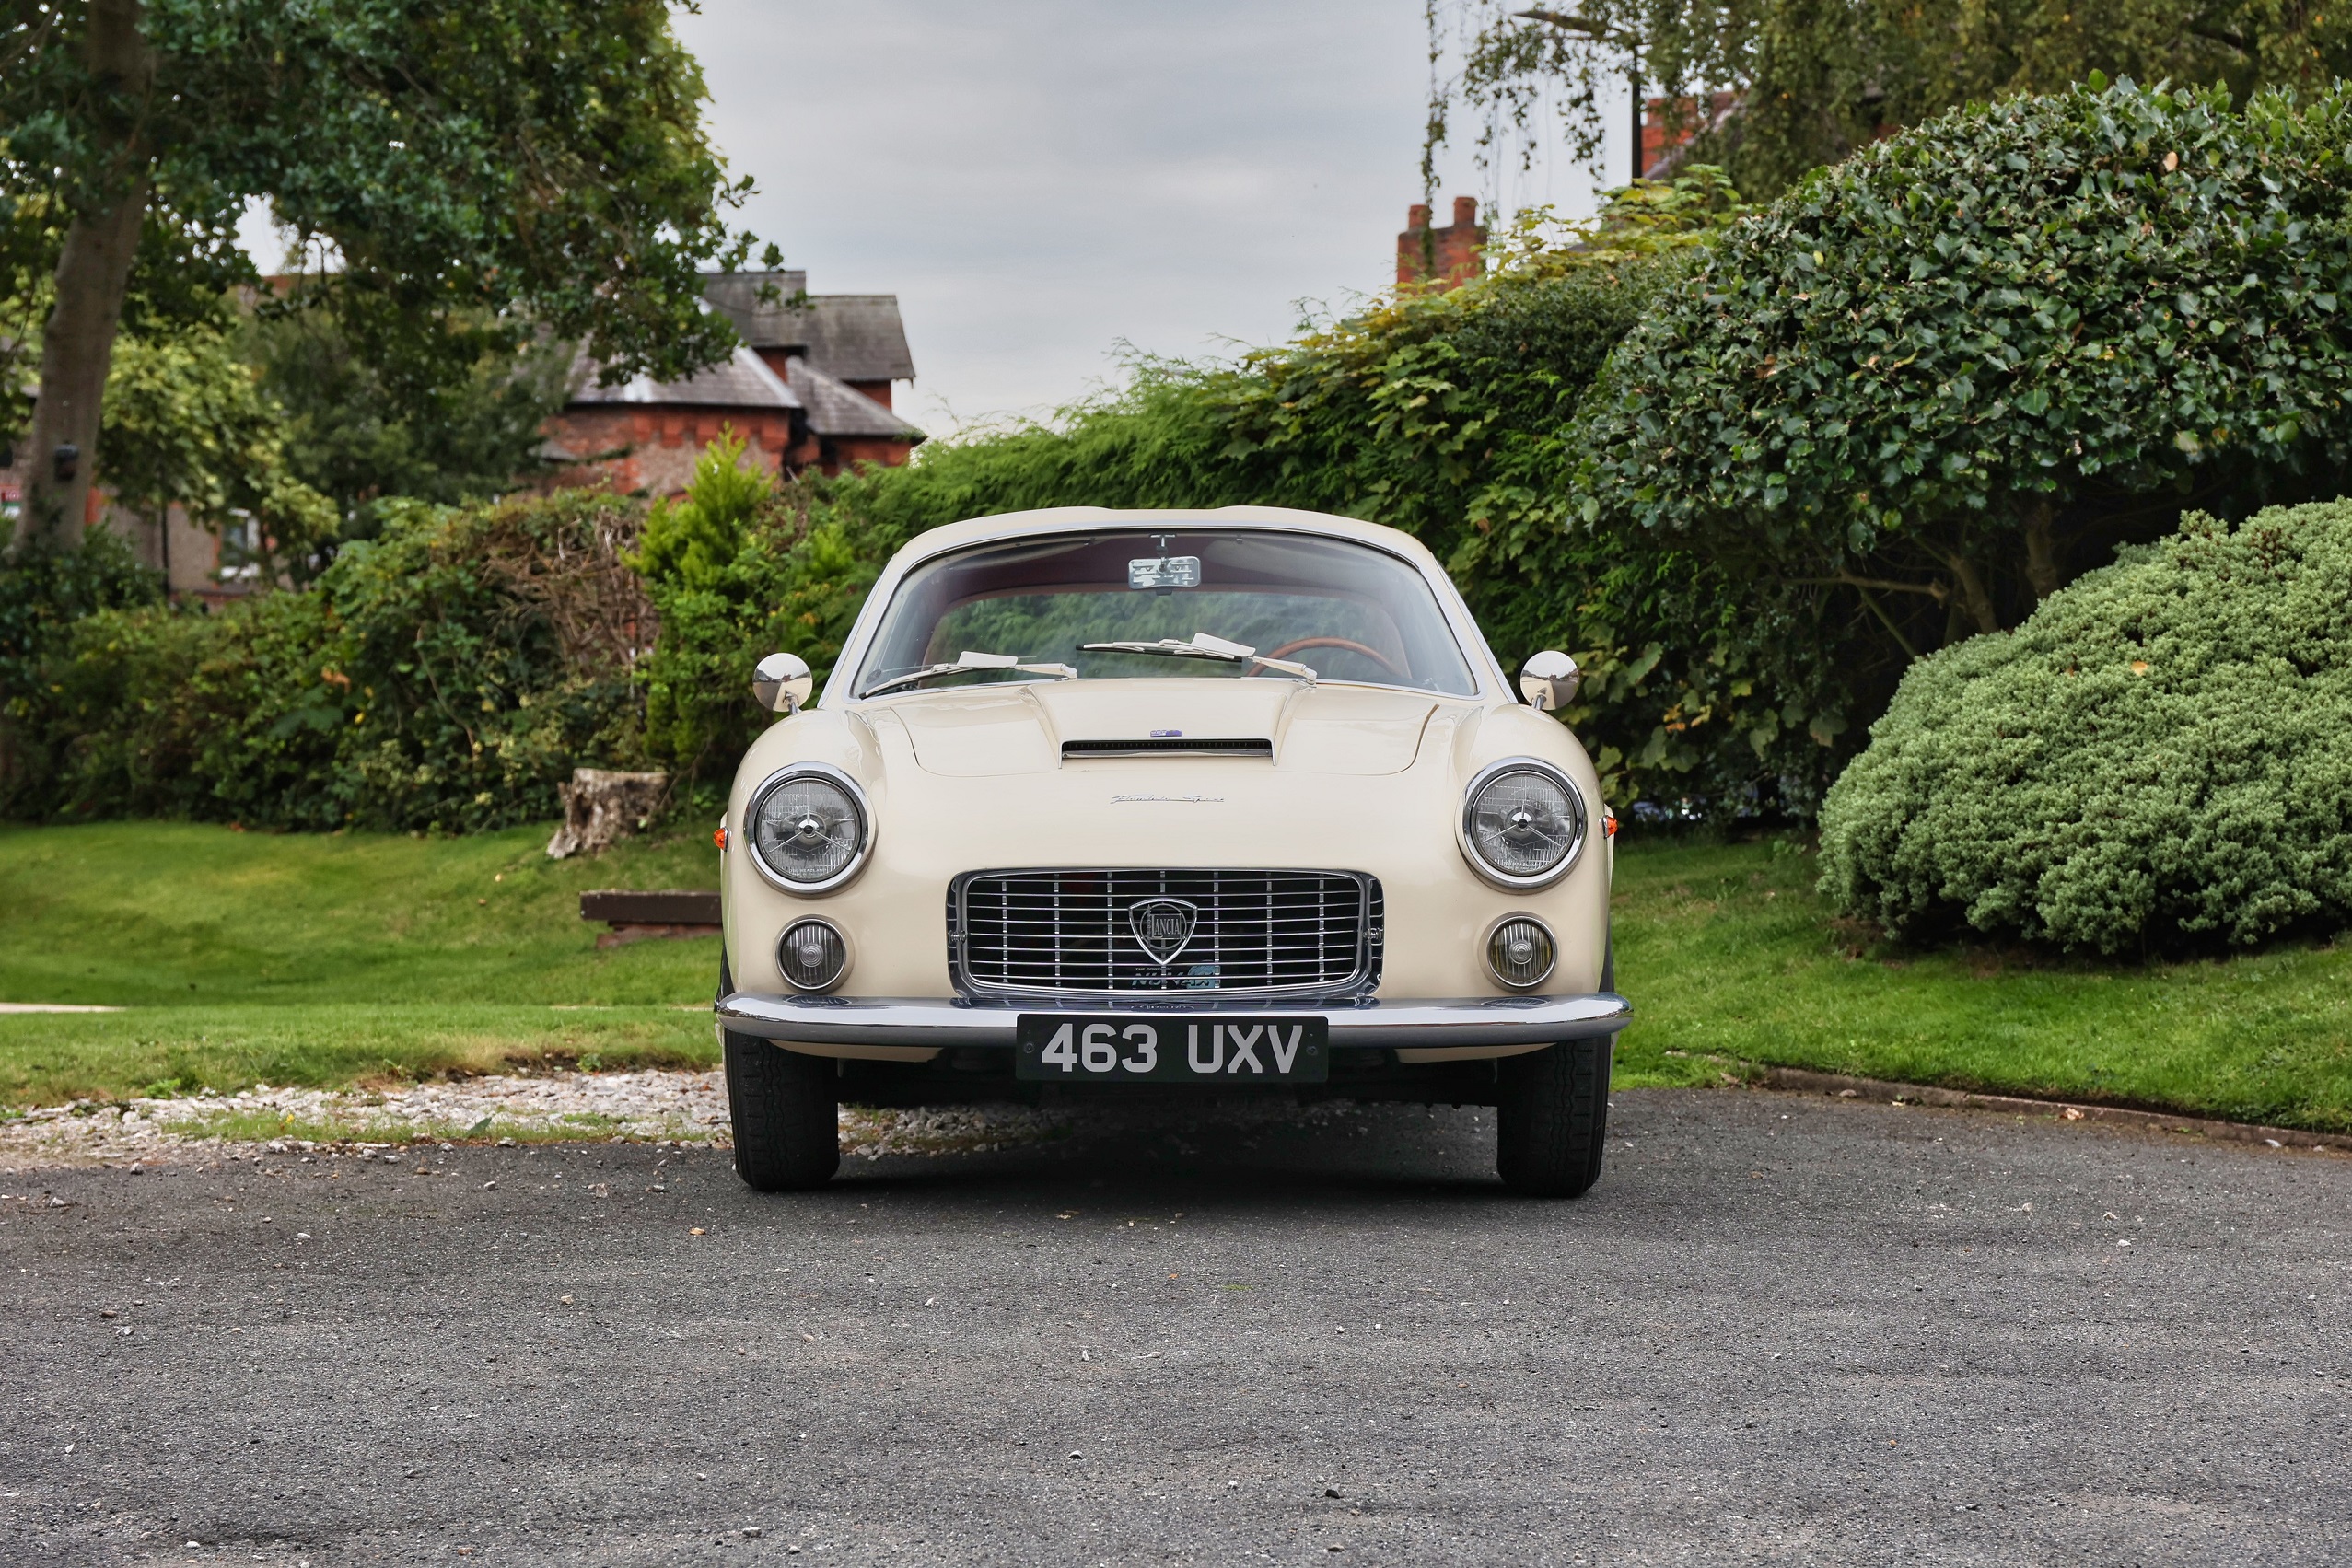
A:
1128 898 1199 966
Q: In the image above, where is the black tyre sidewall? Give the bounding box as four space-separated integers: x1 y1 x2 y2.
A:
1496 1036 1613 1198
721 935 841 1194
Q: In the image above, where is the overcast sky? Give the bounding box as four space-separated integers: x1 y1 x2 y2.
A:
237 3 1615 434
675 0 1608 432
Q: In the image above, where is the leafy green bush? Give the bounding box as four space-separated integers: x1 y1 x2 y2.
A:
1574 78 2352 734
245 301 576 546
5 491 649 830
631 436 879 782
0 529 162 708
1817 499 2352 953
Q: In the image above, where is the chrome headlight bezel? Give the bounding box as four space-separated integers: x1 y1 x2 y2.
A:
776 917 852 993
1457 756 1588 892
1483 912 1559 991
743 762 874 895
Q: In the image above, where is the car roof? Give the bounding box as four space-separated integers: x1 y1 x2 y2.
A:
881 506 1447 576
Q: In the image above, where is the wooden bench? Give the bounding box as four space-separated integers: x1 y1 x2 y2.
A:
580 889 721 948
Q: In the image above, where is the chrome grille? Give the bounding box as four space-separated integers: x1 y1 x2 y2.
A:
953 869 1381 997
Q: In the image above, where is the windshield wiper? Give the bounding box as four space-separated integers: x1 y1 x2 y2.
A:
859 650 1077 699
1077 632 1317 684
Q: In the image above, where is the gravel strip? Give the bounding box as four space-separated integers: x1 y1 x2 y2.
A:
0 1068 1078 1170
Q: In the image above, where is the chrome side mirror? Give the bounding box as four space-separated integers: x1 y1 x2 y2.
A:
1519 650 1579 712
752 651 813 714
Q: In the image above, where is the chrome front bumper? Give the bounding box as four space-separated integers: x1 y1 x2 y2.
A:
715 991 1630 1050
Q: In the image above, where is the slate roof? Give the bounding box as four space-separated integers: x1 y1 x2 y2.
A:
558 343 922 447
786 356 924 441
568 344 800 410
702 271 916 383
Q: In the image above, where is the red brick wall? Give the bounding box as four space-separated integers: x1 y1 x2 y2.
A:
538 407 809 496
821 436 916 475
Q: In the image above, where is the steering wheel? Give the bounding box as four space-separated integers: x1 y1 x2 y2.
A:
1252 635 1405 676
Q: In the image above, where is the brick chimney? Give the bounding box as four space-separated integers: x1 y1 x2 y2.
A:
1397 195 1485 290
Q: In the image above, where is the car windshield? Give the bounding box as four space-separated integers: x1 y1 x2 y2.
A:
849 529 1481 697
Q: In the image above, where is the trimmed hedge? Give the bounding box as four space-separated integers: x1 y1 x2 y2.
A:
1817 499 2352 952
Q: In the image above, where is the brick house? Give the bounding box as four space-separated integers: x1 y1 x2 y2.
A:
541 270 924 495
1 412 252 606
1397 196 1486 289
1641 91 1743 179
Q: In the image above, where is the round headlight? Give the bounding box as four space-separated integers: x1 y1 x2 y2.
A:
1459 758 1586 889
777 919 849 992
747 766 871 892
1485 916 1556 990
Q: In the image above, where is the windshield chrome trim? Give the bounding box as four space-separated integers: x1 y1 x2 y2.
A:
825 518 1505 709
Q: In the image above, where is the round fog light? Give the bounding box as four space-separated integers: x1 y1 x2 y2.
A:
1485 916 1556 991
777 919 848 993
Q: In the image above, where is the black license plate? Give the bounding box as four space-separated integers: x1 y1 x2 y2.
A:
1015 1015 1329 1083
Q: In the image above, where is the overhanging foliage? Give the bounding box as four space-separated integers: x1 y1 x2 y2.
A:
1574 78 2352 665
3 0 758 545
1429 1 2352 200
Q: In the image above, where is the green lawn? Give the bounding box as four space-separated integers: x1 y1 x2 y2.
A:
0 820 723 1105
1611 837 2352 1132
1 822 2346 1132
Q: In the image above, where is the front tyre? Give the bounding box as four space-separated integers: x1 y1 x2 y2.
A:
1495 1037 1613 1198
724 1028 841 1191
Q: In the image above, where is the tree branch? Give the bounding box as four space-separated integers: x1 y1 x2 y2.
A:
1917 541 2002 634
1796 573 1950 600
1850 583 1922 662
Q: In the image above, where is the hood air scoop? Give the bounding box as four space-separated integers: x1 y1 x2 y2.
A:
1061 738 1273 760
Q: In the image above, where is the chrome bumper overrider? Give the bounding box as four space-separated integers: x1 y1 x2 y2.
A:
715 991 1630 1050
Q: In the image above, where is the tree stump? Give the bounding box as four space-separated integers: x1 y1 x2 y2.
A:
546 769 670 859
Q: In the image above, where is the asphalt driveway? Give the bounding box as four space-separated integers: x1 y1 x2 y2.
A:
4 1088 2347 1565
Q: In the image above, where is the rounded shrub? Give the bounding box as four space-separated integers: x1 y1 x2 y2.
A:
1817 499 2352 953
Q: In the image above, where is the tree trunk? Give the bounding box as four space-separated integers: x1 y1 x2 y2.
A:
1945 552 2001 636
14 0 156 553
547 769 672 859
2022 497 2063 605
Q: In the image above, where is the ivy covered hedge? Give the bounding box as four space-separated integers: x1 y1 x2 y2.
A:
26 84 2352 842
1817 499 2352 953
630 179 1839 810
1 492 649 831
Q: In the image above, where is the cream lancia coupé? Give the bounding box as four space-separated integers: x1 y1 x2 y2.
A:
714 506 1628 1195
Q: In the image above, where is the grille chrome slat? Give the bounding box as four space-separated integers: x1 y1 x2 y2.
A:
953 869 1381 998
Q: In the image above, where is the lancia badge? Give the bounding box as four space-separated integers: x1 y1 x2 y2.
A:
1127 897 1199 966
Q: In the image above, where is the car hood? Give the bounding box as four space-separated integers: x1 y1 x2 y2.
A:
871 679 1442 777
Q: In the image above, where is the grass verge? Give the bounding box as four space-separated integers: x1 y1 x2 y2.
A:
0 819 720 1104
1609 837 2352 1132
4 821 2346 1132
